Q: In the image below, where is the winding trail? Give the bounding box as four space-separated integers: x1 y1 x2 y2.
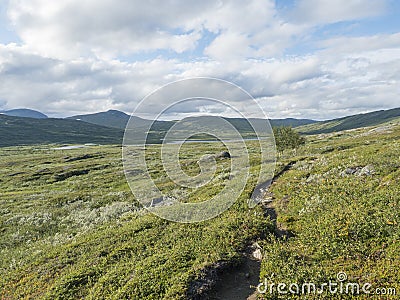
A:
194 160 300 299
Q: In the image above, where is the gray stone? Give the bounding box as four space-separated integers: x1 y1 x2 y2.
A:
357 165 375 176
217 151 231 159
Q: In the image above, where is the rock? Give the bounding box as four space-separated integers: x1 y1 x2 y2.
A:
198 154 215 163
217 151 231 159
149 196 175 207
306 173 322 182
251 242 263 261
252 249 263 261
345 167 361 175
259 197 273 205
340 165 375 177
357 165 375 176
150 197 163 207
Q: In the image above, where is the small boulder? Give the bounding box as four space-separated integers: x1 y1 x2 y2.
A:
217 151 231 159
345 167 361 175
340 165 375 177
198 154 215 163
357 165 375 176
252 248 263 261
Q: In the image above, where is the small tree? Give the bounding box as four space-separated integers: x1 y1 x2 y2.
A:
273 126 306 155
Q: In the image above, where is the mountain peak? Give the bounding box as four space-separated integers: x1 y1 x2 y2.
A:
0 108 48 119
106 109 128 116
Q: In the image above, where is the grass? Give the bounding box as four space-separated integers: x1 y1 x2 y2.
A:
259 123 400 299
1 121 399 299
296 107 400 134
0 142 272 299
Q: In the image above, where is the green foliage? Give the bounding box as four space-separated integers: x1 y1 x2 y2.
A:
259 123 400 299
1 120 400 299
273 126 306 153
0 142 272 299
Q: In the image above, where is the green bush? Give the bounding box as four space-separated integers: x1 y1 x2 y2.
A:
273 126 306 153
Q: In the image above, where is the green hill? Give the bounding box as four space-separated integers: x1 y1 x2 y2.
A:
269 117 316 127
3 107 399 147
297 107 400 134
67 110 174 137
0 114 123 147
67 110 132 129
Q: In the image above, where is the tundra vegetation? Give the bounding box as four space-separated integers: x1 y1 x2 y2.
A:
273 126 306 154
1 120 399 299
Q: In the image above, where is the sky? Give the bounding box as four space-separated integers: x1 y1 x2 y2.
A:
0 0 399 120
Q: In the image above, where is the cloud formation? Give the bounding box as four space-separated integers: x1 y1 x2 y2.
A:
291 0 387 24
0 0 399 119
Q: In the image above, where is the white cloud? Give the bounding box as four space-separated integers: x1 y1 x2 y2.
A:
7 0 216 59
204 32 252 60
203 0 306 60
2 40 399 120
318 33 400 54
7 0 300 61
0 44 180 115
0 0 399 120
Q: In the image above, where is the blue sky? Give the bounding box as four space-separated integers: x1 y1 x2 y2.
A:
0 0 399 119
0 1 18 44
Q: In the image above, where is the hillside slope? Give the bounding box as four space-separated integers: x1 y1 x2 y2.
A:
0 140 272 299
67 110 132 129
1 121 399 299
260 121 400 298
0 115 123 146
297 107 400 134
269 118 316 127
67 110 316 130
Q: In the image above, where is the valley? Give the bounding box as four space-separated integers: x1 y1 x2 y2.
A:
1 118 399 299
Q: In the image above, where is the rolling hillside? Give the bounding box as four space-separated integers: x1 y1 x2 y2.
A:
269 118 316 127
0 115 123 147
2 107 399 147
297 107 400 134
67 109 316 131
67 110 132 129
1 120 399 299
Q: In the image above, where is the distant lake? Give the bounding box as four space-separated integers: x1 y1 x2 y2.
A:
53 144 98 150
54 145 87 150
163 138 261 144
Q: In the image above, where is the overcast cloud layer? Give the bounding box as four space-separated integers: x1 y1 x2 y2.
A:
0 0 399 119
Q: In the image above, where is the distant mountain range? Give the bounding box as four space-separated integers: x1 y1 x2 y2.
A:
67 110 173 130
67 109 316 129
0 114 122 147
1 107 399 147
